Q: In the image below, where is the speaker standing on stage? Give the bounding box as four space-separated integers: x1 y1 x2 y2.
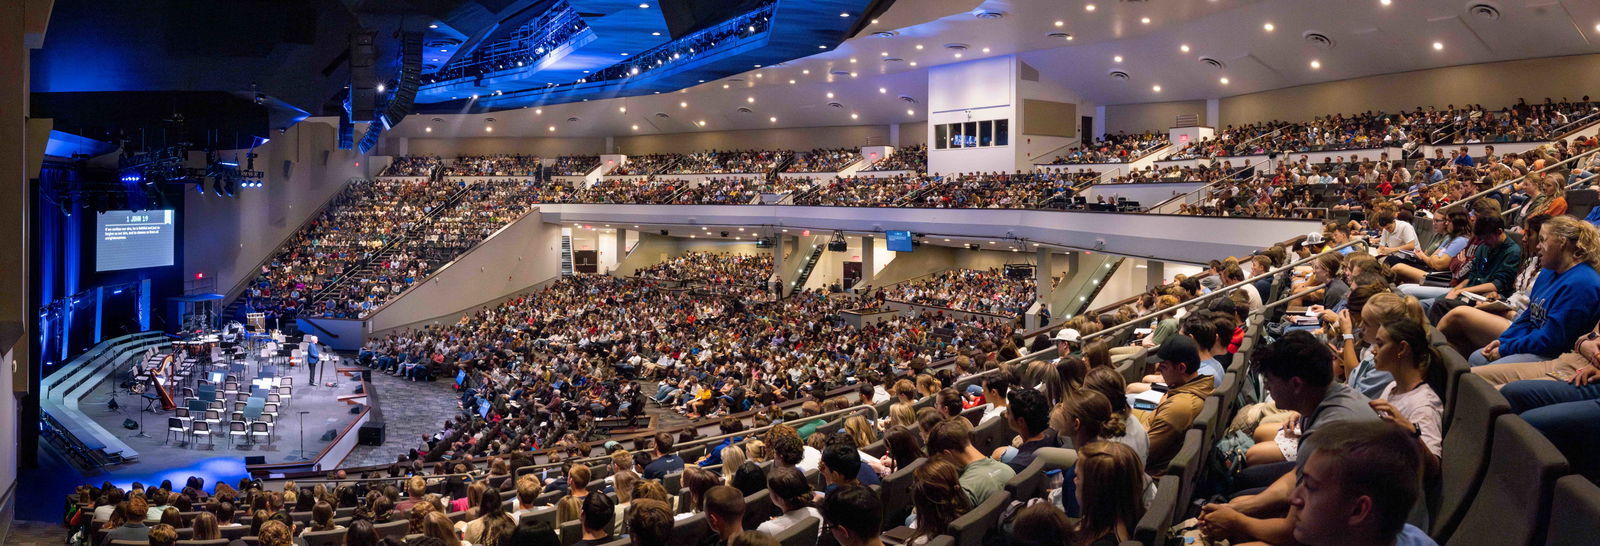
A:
307 342 321 386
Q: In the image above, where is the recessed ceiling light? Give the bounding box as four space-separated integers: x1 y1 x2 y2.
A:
651 31 660 36
1309 59 1321 69
826 92 835 98
425 126 432 132
850 72 858 77
1180 44 1190 53
697 120 706 126
803 69 810 74
1263 22 1275 31
428 24 438 29
850 58 858 63
879 87 887 93
881 51 889 56
954 53 962 58
722 84 730 88
1380 0 1391 4
747 97 755 103
484 125 492 132
1432 41 1443 50
1219 77 1229 84
1113 55 1123 62
631 124 639 130
819 45 828 49
840 12 849 17
789 79 796 84
755 73 762 78
871 18 879 24
638 3 649 7
850 113 859 119
982 47 990 53
1141 17 1151 24
1152 85 1161 92
535 108 542 114
547 126 556 131
1066 36 1074 41
1085 4 1096 12
907 109 915 115
621 52 629 55
915 44 924 50
754 64 762 68
619 106 627 112
769 116 777 122
439 49 447 52
910 61 918 66
1055 20 1064 27
679 101 687 107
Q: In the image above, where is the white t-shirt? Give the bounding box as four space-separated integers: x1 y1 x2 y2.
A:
1381 220 1419 250
756 506 822 537
798 446 822 473
1381 382 1443 458
1111 413 1151 465
1240 283 1264 312
980 403 1008 424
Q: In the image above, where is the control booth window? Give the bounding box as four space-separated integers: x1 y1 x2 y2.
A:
934 118 1010 149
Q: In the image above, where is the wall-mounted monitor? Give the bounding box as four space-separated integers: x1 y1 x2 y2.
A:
96 210 175 272
886 230 914 252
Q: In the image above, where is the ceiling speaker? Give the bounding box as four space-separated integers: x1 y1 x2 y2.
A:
1468 2 1501 21
1109 70 1130 80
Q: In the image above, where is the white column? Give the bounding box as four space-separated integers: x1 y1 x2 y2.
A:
615 229 629 265
859 236 875 288
888 124 900 147
1147 260 1166 290
1036 247 1053 312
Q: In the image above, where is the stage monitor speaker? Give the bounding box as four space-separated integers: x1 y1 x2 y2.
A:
245 456 266 465
358 422 386 446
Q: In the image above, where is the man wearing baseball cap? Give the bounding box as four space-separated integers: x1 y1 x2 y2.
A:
1138 335 1215 475
1053 328 1082 358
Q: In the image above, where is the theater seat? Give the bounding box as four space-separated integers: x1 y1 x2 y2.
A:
301 527 346 546
743 488 776 530
970 416 1010 455
1545 475 1600 546
773 516 820 546
665 513 710 546
1003 458 1049 502
1444 415 1569 546
373 520 409 543
879 458 925 531
1431 375 1510 541
559 520 582 546
1165 429 1204 515
949 490 1011 546
1433 339 1470 426
1134 475 1181 546
175 540 230 546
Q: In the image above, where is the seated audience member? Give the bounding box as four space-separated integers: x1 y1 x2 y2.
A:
1466 215 1600 367
1083 367 1150 462
1389 210 1473 284
643 433 685 480
1011 503 1073 546
258 520 293 546
1197 332 1383 543
909 459 969 545
1137 336 1215 474
680 466 720 517
1242 331 1379 471
148 523 178 546
1368 315 1445 469
344 520 380 546
879 425 925 474
572 493 618 546
1398 213 1520 309
823 484 884 546
1073 442 1146 546
703 485 748 545
626 498 675 546
512 475 542 519
190 512 221 541
991 386 1061 471
1500 341 1600 480
1323 285 1400 401
766 424 821 472
757 466 822 537
1372 210 1419 256
926 417 1016 505
105 498 151 543
1129 315 1225 393
422 512 462 546
978 373 1012 423
556 465 592 523
1275 421 1436 546
731 533 782 546
820 442 868 493
1438 214 1550 365
463 486 515 546
302 501 341 535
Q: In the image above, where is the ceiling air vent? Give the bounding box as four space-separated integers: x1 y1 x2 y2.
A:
1109 70 1130 80
830 70 852 76
1468 2 1501 21
1047 32 1072 39
884 57 904 62
726 77 744 82
974 10 1005 19
566 117 579 123
431 118 443 122
654 112 670 118
484 117 496 122
736 107 753 113
898 96 918 103
1302 31 1335 50
944 43 969 51
425 38 462 48
872 31 898 38
828 102 844 109
1199 57 1226 69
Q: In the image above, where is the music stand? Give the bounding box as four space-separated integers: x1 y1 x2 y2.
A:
130 390 154 439
287 410 312 462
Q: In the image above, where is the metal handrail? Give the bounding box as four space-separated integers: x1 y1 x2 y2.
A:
221 177 367 306
1258 283 1327 311
1148 161 1263 213
1549 109 1600 138
1439 146 1600 213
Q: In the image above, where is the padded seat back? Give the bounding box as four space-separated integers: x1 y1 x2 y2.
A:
559 520 582 546
879 458 925 531
1545 475 1600 546
1444 415 1569 546
665 513 710 546
1431 375 1510 540
1434 340 1471 426
175 540 231 546
959 405 986 426
1134 475 1182 546
773 516 820 546
970 416 1010 455
1168 429 1204 520
373 520 409 543
949 491 1011 546
1003 458 1048 502
743 489 775 530
301 528 346 546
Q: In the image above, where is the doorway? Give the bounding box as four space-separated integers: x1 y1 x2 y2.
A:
574 250 598 273
843 261 862 290
1080 115 1094 141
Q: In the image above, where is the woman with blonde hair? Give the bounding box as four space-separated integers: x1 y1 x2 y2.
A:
885 403 917 430
843 415 878 449
1466 214 1600 367
718 445 747 486
742 439 769 463
422 511 462 546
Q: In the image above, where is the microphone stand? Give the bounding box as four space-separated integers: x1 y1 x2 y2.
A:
288 410 312 462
